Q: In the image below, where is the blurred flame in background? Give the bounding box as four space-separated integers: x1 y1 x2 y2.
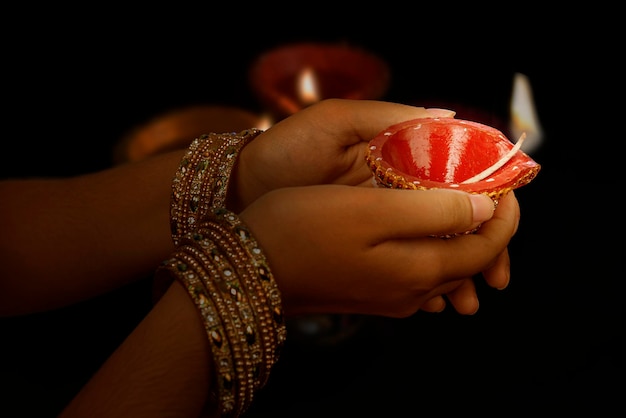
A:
510 72 543 154
255 114 273 131
255 67 322 131
297 67 320 105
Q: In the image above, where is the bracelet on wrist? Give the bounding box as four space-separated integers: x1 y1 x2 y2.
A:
156 209 285 416
155 128 285 417
169 128 263 246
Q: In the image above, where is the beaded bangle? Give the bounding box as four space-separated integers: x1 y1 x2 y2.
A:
169 128 263 246
206 208 287 373
157 250 240 412
156 208 286 417
156 127 286 416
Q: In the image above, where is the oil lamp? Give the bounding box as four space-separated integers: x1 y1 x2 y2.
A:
249 42 390 122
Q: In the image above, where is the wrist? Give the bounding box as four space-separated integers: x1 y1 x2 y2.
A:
227 137 267 214
169 129 263 246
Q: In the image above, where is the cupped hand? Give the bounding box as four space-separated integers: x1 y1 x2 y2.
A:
239 185 519 317
418 199 517 315
230 99 455 211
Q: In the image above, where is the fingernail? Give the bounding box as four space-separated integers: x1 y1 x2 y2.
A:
469 193 495 223
425 108 456 118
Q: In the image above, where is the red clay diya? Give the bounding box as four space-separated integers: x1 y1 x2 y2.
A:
249 42 390 121
366 117 541 201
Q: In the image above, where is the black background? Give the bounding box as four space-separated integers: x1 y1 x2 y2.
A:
1 6 622 417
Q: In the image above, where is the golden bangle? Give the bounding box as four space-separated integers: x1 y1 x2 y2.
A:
156 208 285 417
169 128 263 246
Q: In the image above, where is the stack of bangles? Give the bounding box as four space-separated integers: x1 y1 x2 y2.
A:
153 129 287 417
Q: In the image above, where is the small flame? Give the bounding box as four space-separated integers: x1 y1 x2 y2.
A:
510 72 543 154
255 113 274 131
297 67 320 105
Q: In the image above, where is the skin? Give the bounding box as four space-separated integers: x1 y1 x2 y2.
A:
0 99 520 417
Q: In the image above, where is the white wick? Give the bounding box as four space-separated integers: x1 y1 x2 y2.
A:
460 133 526 184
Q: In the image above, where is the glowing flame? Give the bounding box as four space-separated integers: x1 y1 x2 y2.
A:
255 113 274 130
297 67 320 105
510 72 543 154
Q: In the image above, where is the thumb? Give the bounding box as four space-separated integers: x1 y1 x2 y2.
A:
367 188 495 239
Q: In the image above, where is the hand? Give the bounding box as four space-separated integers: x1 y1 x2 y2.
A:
419 193 518 314
231 99 455 211
239 185 519 317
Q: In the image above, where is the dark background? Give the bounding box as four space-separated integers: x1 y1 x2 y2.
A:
1 7 622 417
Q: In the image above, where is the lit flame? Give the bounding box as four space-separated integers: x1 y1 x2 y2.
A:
297 67 320 105
509 72 543 154
255 113 274 130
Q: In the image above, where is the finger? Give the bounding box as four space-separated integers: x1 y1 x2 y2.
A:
476 192 520 239
263 99 456 186
297 98 456 148
420 296 447 313
364 190 513 287
364 188 495 241
413 191 518 280
481 248 511 290
444 278 479 315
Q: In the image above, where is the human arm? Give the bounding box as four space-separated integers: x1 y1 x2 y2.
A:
230 99 513 314
59 184 516 418
0 150 184 316
58 280 215 418
230 98 457 212
23 96 519 417
238 186 517 317
0 99 500 317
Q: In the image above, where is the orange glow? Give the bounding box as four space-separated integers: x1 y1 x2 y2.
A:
297 67 320 105
255 113 274 130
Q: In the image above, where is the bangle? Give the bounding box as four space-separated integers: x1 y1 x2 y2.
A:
156 208 286 417
157 127 286 416
154 128 263 300
169 128 263 246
